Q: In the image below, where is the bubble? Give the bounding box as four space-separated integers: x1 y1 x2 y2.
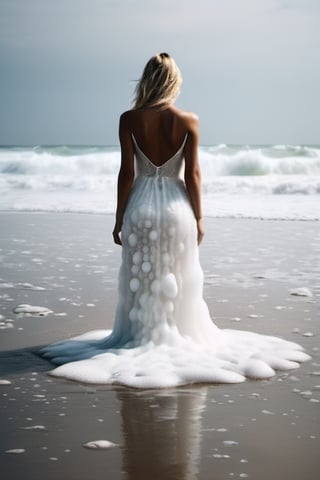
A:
132 251 142 264
142 262 152 273
178 242 185 253
166 205 176 218
139 204 155 221
151 280 160 294
139 205 148 218
131 265 139 275
129 278 140 292
144 219 152 228
152 328 161 344
128 233 138 247
129 308 139 322
149 230 158 241
143 246 149 253
139 292 149 308
165 301 174 313
130 210 139 224
143 254 149 261
162 253 170 265
161 274 178 299
162 241 168 252
131 321 139 336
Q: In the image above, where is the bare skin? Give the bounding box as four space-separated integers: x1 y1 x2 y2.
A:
112 103 204 246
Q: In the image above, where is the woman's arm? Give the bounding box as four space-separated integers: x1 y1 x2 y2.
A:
112 113 135 245
184 114 204 244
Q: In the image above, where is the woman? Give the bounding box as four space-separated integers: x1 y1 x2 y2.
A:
41 53 309 388
113 52 203 246
108 52 221 352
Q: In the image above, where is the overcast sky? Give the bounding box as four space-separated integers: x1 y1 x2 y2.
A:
0 0 319 145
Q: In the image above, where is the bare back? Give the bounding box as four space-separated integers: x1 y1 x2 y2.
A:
121 105 198 167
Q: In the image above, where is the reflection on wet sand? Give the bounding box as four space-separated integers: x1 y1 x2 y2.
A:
116 386 208 480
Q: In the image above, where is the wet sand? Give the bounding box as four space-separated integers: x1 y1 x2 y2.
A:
0 212 319 479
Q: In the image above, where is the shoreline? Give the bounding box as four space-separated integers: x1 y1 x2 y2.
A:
0 209 319 221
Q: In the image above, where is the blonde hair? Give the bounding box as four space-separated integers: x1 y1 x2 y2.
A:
133 53 182 109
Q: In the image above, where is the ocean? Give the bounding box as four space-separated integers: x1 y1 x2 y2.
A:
0 144 319 220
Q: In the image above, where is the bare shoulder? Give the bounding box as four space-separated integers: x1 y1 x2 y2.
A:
119 109 136 125
119 110 138 139
172 107 199 131
177 109 199 122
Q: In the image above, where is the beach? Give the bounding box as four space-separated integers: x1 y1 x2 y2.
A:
0 212 319 479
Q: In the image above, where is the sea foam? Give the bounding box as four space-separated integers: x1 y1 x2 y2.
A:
40 328 310 389
0 144 319 220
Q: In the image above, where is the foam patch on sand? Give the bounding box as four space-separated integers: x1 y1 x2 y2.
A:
0 379 12 385
0 282 45 291
40 328 311 389
83 440 119 449
5 449 26 454
13 304 53 316
289 287 313 297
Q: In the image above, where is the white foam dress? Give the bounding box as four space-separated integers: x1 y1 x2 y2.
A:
40 134 310 387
